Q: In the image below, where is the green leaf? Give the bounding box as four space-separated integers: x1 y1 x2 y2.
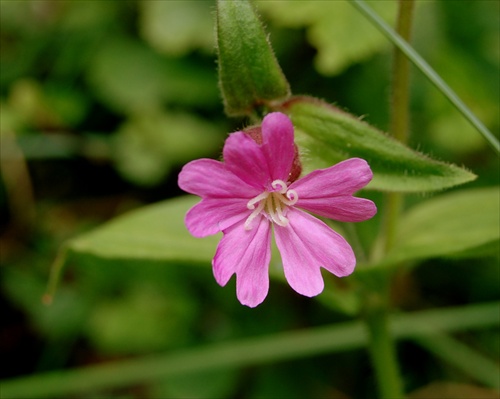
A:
68 196 219 264
111 111 223 186
86 36 219 114
279 97 476 192
258 0 397 75
139 1 213 56
86 282 197 355
216 0 290 116
384 187 500 265
139 0 214 56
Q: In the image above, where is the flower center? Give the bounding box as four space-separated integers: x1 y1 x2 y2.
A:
244 180 298 230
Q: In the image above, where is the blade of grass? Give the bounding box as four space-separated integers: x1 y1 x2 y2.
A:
1 301 498 399
414 333 500 389
350 0 500 154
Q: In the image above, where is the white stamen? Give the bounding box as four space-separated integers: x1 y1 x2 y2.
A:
284 189 298 206
244 199 266 230
244 180 299 230
247 191 269 210
271 179 288 193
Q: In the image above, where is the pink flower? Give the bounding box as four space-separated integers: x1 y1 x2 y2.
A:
178 112 376 307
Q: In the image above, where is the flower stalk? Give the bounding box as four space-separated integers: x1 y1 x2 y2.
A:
365 292 405 398
383 0 415 253
365 1 415 397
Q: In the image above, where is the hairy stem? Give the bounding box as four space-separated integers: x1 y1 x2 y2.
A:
383 0 415 253
390 0 415 145
365 291 405 398
366 2 415 398
384 0 415 252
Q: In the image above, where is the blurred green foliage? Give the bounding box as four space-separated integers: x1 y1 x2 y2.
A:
0 1 498 398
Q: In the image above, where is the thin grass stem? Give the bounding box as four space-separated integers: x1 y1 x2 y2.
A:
351 0 500 154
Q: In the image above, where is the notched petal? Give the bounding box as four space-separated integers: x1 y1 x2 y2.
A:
274 209 355 297
212 216 272 307
291 158 374 197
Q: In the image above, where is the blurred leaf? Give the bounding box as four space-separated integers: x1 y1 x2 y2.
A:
280 97 476 192
4 79 90 131
87 282 196 354
2 267 89 341
139 0 214 56
68 196 219 264
86 37 219 114
86 37 166 113
216 0 290 116
424 41 500 156
7 79 61 129
384 187 500 266
0 102 24 133
257 0 396 75
43 84 90 127
111 111 223 186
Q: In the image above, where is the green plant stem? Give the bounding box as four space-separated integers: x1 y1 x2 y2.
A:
365 294 405 398
351 0 499 154
413 332 500 389
365 2 415 398
1 302 498 399
390 0 414 145
42 245 69 305
383 0 415 254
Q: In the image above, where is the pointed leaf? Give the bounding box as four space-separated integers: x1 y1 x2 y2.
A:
384 187 500 265
279 97 476 192
217 0 290 116
69 196 219 264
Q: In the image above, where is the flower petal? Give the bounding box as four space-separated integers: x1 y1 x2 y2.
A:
261 112 295 182
185 198 250 237
213 216 271 307
291 158 373 196
223 132 271 189
290 158 376 221
178 158 259 198
296 196 377 222
274 209 355 297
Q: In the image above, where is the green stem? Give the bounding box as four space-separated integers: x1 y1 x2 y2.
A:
383 0 415 254
390 0 414 145
350 0 499 154
365 293 405 398
365 2 415 398
42 245 69 305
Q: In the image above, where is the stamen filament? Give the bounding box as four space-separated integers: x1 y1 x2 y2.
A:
271 179 288 194
244 181 299 230
244 199 266 230
247 191 269 209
